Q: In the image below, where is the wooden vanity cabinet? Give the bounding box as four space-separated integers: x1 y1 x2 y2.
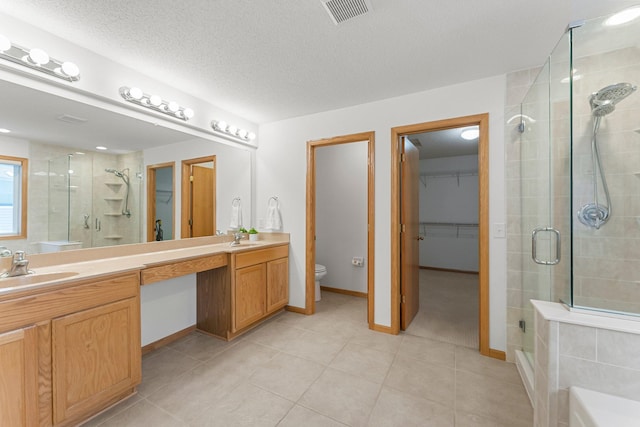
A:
0 325 38 427
232 245 289 333
197 244 289 340
0 271 141 427
52 295 141 425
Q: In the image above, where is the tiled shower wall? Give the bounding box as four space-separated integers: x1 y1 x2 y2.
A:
571 45 640 314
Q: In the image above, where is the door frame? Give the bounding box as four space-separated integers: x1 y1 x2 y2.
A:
391 113 496 358
305 131 375 327
181 155 216 238
146 162 175 242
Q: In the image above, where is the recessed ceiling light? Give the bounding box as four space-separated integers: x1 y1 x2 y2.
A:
605 6 640 26
460 127 479 140
95 146 107 150
0 128 10 133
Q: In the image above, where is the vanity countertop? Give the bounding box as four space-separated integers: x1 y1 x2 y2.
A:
0 235 289 300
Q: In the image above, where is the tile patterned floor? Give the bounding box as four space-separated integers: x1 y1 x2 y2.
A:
83 285 532 426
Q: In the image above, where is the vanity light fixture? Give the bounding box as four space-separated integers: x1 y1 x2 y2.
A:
211 120 257 142
460 127 479 140
119 86 194 121
0 34 80 82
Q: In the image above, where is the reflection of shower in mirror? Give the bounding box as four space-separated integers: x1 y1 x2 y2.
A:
105 168 132 217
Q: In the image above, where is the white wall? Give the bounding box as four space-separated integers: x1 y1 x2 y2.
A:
316 142 368 293
419 155 479 272
257 74 507 351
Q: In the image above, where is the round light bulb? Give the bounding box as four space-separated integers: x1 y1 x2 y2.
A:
60 61 80 77
167 101 179 112
149 95 162 107
227 125 238 135
28 48 50 65
183 108 194 119
237 129 248 139
95 146 107 151
247 132 256 141
216 121 227 131
0 34 11 52
128 87 143 100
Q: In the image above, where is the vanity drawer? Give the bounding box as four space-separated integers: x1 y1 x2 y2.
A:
141 254 228 285
234 245 288 269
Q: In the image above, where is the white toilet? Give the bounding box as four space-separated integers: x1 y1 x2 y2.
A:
314 264 327 302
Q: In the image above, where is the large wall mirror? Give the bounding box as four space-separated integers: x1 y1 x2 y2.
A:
0 78 253 254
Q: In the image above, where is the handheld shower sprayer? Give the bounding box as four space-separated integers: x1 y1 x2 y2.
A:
578 82 636 229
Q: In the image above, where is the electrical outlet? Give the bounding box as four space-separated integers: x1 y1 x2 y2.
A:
352 257 364 267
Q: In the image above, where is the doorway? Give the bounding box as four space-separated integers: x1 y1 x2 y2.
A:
391 113 496 358
305 131 375 327
181 156 216 238
146 162 175 242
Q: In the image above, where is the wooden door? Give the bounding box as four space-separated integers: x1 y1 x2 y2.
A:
234 264 267 331
0 326 38 427
266 257 289 313
191 165 214 237
400 137 420 330
52 297 141 425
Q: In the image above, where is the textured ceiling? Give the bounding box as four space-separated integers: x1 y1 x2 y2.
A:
0 0 636 124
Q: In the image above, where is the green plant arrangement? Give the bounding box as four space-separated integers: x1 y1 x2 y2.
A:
238 227 248 233
248 227 259 241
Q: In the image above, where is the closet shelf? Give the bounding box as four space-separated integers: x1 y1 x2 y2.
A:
419 170 478 187
419 222 478 239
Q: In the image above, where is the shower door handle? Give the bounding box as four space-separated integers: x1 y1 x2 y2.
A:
532 227 561 265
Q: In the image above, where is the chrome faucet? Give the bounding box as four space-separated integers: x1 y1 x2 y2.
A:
230 232 244 246
1 251 33 278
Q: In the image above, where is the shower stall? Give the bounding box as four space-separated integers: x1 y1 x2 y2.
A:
44 149 143 251
511 8 640 380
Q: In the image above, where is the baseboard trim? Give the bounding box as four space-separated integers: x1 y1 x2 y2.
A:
420 266 479 275
370 323 395 334
285 305 309 315
321 286 367 298
488 348 506 361
141 325 196 355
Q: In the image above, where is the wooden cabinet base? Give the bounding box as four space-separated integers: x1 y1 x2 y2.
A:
55 388 136 427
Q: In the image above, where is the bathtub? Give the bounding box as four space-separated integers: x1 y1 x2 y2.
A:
570 386 640 426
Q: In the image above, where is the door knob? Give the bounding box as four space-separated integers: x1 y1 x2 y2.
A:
416 236 424 241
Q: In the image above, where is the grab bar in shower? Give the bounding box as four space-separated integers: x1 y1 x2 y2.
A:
531 227 561 265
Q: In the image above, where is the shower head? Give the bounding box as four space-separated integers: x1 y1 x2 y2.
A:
589 82 636 117
105 168 124 178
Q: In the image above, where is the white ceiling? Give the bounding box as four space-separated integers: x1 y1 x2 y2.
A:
0 0 636 125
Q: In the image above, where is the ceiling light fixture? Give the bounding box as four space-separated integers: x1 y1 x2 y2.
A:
211 120 256 142
0 33 80 81
460 127 479 140
604 6 640 26
0 128 11 133
119 86 194 121
95 146 107 151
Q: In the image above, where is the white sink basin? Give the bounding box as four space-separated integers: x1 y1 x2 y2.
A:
0 271 79 288
570 386 640 427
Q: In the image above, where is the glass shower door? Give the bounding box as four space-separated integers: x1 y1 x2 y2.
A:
519 32 572 364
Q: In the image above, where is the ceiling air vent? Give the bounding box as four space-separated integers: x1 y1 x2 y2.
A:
56 114 88 125
321 0 373 25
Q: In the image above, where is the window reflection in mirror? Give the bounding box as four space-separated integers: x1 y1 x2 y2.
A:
0 155 28 239
147 162 175 241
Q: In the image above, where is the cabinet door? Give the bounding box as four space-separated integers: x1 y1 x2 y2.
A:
234 263 266 331
52 297 141 425
266 257 289 313
0 326 38 427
